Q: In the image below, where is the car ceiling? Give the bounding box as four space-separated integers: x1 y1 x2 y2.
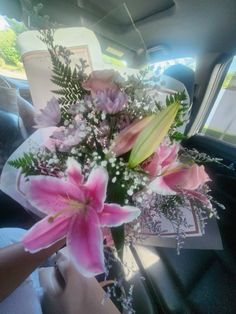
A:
1 0 236 65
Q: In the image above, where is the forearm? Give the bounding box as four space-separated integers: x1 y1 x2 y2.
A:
0 239 65 302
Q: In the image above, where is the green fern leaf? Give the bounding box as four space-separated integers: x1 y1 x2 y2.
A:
8 152 38 176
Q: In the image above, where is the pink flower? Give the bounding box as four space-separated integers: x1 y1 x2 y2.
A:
149 163 210 195
82 70 122 95
43 136 64 152
142 143 178 177
110 116 154 156
95 89 128 114
22 159 140 277
46 117 87 152
34 97 61 128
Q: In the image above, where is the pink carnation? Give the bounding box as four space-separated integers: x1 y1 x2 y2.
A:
34 97 61 128
95 89 128 114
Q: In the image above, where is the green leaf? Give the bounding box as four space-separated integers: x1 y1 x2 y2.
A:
106 180 127 260
8 152 36 176
128 101 180 168
38 30 89 123
170 131 187 141
111 226 124 260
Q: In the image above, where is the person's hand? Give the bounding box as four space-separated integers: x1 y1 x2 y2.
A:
0 237 65 302
39 247 121 314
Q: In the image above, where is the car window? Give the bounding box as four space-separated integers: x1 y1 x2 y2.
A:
152 57 196 75
200 56 236 146
0 15 27 79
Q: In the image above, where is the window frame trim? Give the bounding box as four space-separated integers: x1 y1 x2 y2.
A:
188 58 233 136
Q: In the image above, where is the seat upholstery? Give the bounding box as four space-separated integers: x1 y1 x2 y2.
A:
0 110 25 173
0 76 35 133
0 76 35 173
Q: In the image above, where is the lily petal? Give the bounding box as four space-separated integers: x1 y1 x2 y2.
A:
149 176 177 195
84 167 108 213
22 215 70 252
163 164 210 191
66 158 84 186
158 143 179 168
27 176 85 214
67 211 105 277
149 164 210 195
99 204 141 227
182 164 210 190
142 153 160 177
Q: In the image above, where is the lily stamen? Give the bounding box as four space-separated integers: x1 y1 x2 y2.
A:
48 209 68 223
48 201 86 223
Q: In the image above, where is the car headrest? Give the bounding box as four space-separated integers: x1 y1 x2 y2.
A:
163 64 195 104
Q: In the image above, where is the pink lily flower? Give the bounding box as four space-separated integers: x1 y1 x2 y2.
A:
22 158 140 277
142 143 179 177
149 163 211 196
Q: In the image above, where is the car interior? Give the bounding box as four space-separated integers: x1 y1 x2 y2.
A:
0 0 236 313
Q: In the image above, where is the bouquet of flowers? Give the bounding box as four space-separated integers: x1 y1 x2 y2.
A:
6 30 221 293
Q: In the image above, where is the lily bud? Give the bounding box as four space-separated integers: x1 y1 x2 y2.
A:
129 101 180 168
110 115 155 156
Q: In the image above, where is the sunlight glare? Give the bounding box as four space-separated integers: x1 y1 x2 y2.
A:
137 246 160 268
0 16 9 30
